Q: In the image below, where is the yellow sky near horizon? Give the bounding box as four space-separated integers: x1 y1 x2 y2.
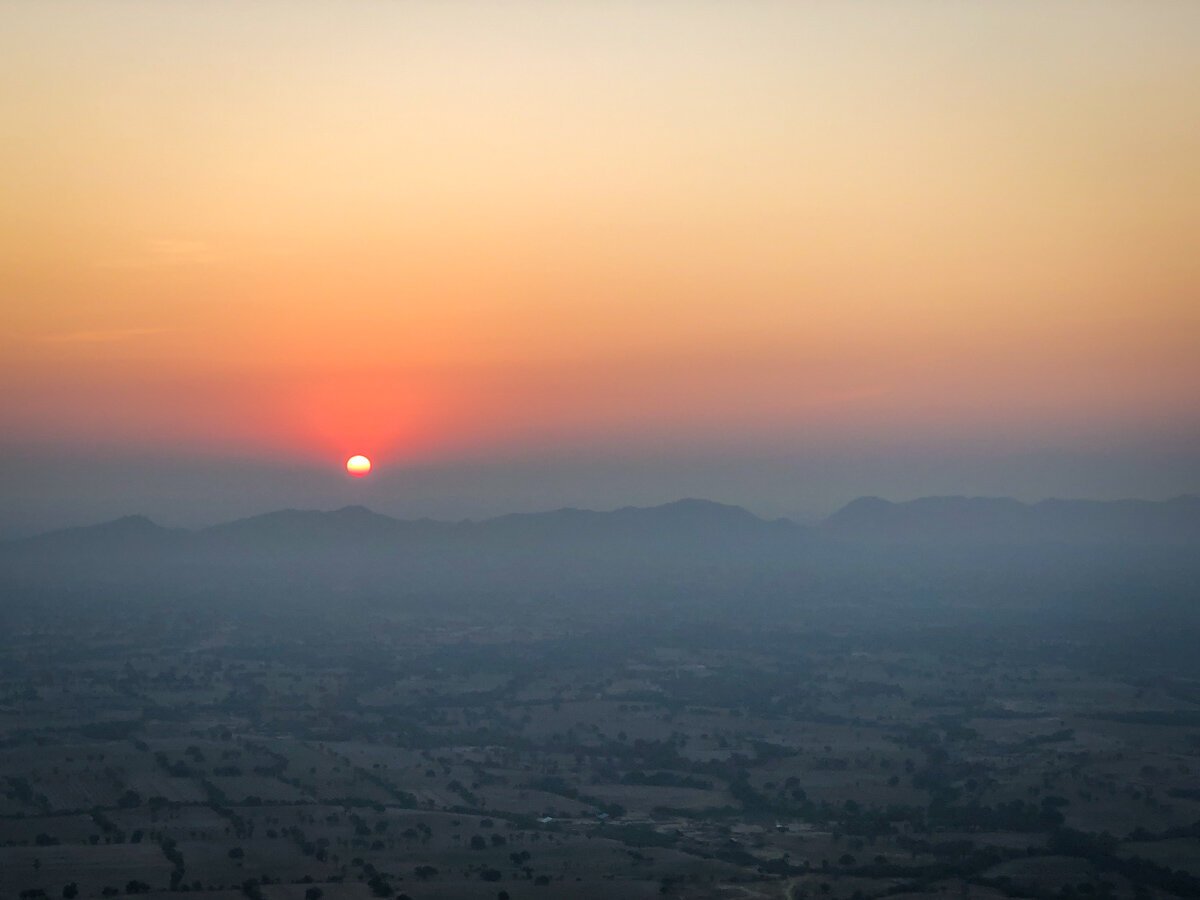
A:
2 1 1198 465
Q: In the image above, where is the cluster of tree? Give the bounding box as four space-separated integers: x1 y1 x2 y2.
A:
525 775 625 817
927 796 1066 831
1046 827 1200 896
161 836 185 889
621 770 714 789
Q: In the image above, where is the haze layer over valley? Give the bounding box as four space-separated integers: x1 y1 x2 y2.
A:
2 495 1200 899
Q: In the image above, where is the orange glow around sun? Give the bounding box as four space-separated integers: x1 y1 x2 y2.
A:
345 455 372 477
2 4 1199 470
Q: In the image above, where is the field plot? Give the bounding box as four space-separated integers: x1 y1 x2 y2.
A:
1120 837 1200 874
365 879 666 899
982 854 1103 893
2 597 1199 898
207 775 312 804
174 836 337 888
108 805 234 842
259 886 376 900
0 842 173 895
470 785 601 817
33 771 128 812
884 884 1013 900
121 771 211 803
0 813 96 845
1060 788 1200 834
584 782 732 814
285 769 395 806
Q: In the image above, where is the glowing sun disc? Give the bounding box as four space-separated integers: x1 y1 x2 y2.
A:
345 454 372 477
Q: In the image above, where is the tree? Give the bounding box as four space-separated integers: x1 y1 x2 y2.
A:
117 790 142 809
368 875 393 898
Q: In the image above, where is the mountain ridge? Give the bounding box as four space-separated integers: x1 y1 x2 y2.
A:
6 494 1199 551
823 493 1200 544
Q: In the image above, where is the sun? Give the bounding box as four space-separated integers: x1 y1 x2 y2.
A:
345 454 372 477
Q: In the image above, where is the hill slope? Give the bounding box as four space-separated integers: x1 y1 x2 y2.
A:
822 494 1200 544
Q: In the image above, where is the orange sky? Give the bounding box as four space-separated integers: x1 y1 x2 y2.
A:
2 1 1198 504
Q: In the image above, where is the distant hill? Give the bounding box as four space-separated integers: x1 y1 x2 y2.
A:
6 495 1200 565
2 495 1198 616
821 494 1200 544
200 504 451 552
0 498 800 582
12 513 186 562
472 498 785 543
193 497 788 550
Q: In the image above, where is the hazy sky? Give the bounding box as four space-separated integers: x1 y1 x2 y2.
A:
2 1 1198 533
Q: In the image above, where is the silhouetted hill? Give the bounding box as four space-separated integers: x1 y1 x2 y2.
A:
0 499 796 575
186 498 786 552
200 504 450 552
10 514 185 560
473 498 788 545
2 495 1198 620
7 495 1200 565
822 494 1200 544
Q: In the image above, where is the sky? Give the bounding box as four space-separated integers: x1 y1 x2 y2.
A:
2 1 1198 535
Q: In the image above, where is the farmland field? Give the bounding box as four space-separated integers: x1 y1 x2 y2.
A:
3 587 1200 900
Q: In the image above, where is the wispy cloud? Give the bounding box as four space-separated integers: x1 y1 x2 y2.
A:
96 239 217 270
31 327 170 345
